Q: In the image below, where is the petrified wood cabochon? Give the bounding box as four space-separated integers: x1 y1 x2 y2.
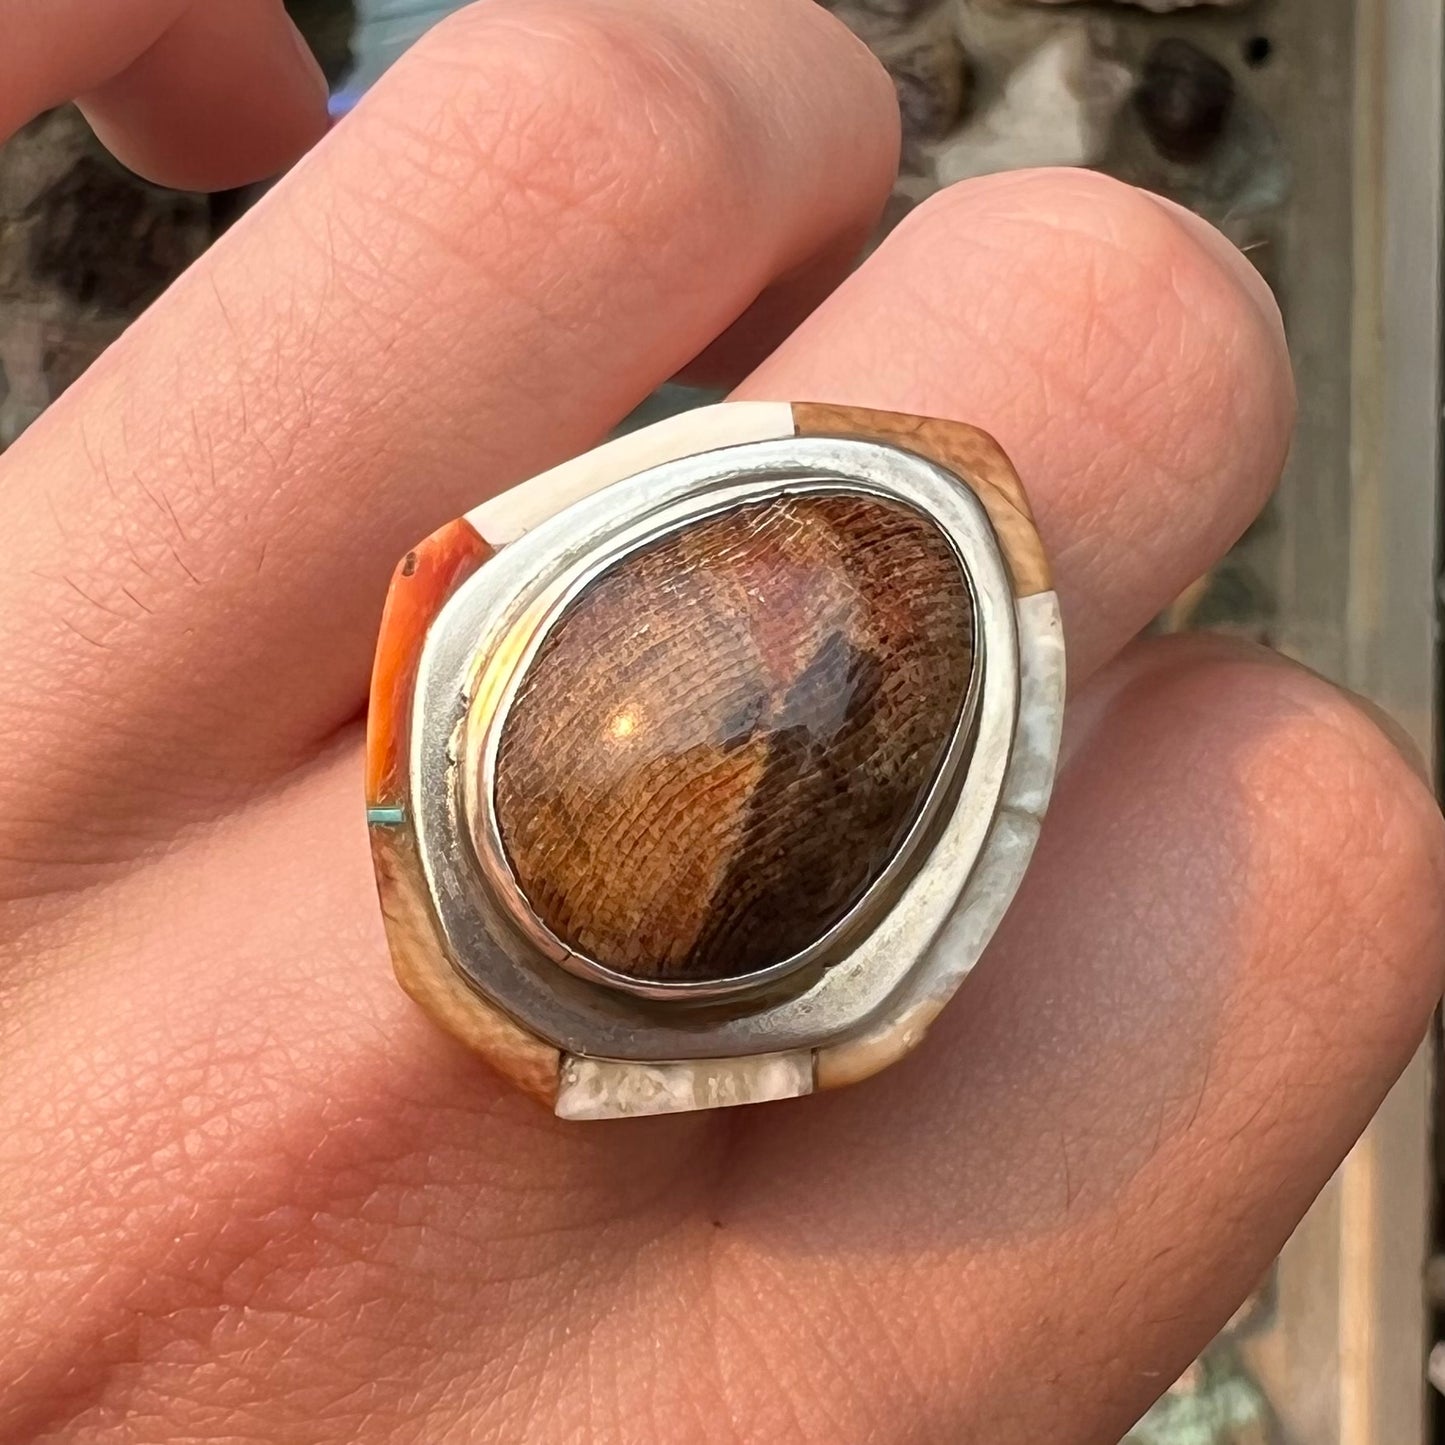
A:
490 492 975 985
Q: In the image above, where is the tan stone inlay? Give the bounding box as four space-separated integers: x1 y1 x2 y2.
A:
371 828 560 1105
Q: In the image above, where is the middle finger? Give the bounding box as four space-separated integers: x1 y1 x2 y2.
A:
0 0 897 845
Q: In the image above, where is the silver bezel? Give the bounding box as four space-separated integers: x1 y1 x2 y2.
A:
410 436 1022 1062
459 476 985 1002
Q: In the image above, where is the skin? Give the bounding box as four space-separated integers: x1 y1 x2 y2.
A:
0 1 1440 1440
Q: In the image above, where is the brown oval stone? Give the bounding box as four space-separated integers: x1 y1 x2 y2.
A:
489 492 974 986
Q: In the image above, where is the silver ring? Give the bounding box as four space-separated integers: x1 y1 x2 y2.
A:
366 402 1065 1120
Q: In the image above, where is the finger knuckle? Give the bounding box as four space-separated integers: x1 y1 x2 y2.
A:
395 1 758 238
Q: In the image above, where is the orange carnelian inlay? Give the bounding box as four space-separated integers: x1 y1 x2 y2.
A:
366 519 493 809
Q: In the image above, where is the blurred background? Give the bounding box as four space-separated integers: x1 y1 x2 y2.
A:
0 0 1439 1439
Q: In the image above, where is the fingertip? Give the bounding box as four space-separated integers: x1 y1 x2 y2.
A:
1144 191 1289 364
79 5 331 191
1108 635 1445 1035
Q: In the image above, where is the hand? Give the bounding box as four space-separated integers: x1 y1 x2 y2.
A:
1 2 1439 1440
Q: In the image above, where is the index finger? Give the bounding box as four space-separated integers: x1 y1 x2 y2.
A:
2 0 329 189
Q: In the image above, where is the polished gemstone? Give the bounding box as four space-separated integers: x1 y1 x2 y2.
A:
489 491 975 986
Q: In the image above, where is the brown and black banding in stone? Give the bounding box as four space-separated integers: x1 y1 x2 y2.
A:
490 492 975 985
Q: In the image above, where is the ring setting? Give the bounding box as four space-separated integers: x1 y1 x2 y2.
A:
366 403 1064 1120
